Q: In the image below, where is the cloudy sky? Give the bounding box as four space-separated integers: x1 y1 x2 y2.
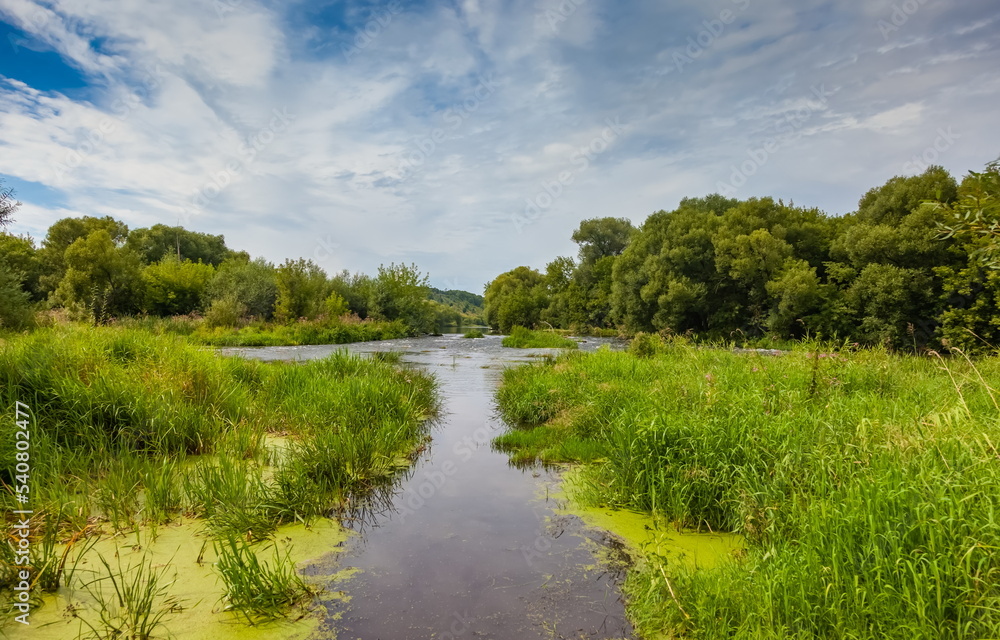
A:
0 0 997 292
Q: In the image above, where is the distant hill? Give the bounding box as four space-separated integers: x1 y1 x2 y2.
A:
428 288 485 320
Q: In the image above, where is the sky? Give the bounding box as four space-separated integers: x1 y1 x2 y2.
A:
0 0 998 293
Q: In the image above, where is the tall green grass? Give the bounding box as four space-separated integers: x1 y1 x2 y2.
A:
118 315 412 346
496 341 1000 639
502 326 578 349
0 325 437 620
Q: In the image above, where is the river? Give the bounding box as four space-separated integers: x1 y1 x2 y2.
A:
222 333 634 639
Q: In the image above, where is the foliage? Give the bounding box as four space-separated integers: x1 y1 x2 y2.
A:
463 329 485 338
0 177 19 228
501 326 577 349
273 258 330 323
214 537 313 622
0 233 44 300
0 257 34 330
482 163 999 349
496 345 1000 638
204 255 278 320
484 266 548 332
54 229 144 320
370 262 434 331
126 224 233 266
142 257 215 316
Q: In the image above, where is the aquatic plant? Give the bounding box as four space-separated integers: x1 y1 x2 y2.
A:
214 536 314 623
496 344 1000 638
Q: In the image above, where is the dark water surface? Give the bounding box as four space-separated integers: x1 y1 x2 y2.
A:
223 334 634 640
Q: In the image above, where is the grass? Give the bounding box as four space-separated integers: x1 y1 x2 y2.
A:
501 326 578 349
117 314 413 347
214 535 314 623
463 329 485 338
495 339 1000 639
0 325 437 625
79 552 182 640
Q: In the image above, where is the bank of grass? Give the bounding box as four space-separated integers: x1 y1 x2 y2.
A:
118 314 412 347
502 326 578 349
495 337 1000 639
0 325 436 626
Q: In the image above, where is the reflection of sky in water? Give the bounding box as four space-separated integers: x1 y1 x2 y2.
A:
227 334 633 639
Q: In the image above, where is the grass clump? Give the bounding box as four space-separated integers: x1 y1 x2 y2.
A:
214 536 314 623
463 329 485 338
495 343 1000 639
80 553 182 640
501 326 578 349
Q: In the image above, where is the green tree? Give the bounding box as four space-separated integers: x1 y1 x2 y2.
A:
142 257 215 316
0 233 44 300
484 266 548 332
370 263 432 331
274 259 330 323
54 229 143 320
205 256 278 320
0 178 19 228
126 225 233 266
39 216 130 296
571 217 635 266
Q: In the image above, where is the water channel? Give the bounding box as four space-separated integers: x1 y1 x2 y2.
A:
224 333 634 639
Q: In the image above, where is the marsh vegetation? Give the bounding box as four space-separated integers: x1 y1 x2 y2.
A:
496 337 1000 638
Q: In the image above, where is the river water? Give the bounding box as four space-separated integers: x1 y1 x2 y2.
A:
223 333 634 640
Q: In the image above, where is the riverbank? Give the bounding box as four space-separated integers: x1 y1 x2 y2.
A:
495 340 1000 638
0 326 436 636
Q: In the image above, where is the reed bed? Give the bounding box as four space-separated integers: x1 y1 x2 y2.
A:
495 338 1000 639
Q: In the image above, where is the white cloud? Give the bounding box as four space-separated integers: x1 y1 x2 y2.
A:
1 0 999 287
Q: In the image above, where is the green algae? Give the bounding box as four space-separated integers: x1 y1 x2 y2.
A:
3 518 352 640
556 468 742 571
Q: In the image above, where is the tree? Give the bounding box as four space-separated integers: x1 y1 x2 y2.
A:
0 233 44 300
571 217 635 266
274 259 330 323
142 257 215 316
0 178 20 228
126 225 233 266
370 263 432 331
54 229 143 320
204 256 278 320
484 266 548 332
39 216 130 296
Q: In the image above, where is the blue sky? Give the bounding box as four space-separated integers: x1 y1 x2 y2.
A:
1 0 998 292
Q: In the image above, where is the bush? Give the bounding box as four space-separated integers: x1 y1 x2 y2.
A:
463 329 485 338
502 326 577 349
204 296 246 328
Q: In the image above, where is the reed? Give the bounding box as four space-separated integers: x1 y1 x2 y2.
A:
496 343 1000 638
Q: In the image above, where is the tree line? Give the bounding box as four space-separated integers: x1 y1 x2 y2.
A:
0 204 478 332
484 159 1000 350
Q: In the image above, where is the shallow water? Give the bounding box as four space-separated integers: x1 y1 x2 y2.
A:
224 334 636 639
